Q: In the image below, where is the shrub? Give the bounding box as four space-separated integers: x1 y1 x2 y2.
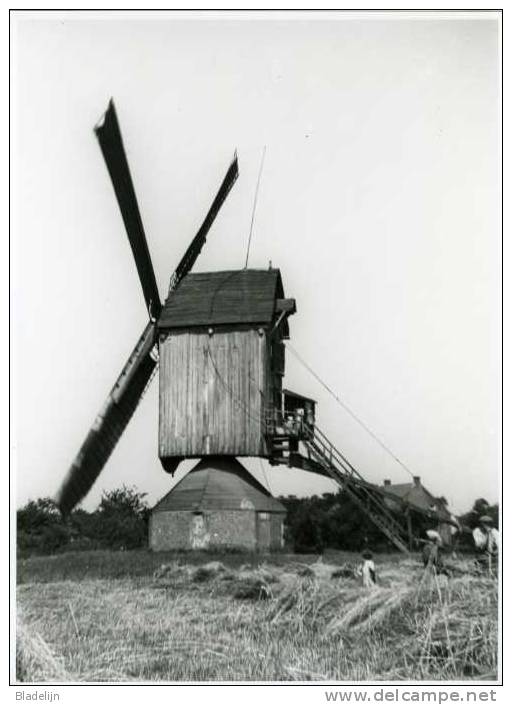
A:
17 486 150 555
17 499 71 555
93 486 149 550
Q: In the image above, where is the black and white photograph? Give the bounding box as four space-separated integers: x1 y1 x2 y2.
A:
11 9 502 687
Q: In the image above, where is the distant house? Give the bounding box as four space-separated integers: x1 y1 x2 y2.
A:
381 475 455 545
149 457 286 552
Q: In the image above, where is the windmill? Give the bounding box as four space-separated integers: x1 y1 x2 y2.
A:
56 100 454 552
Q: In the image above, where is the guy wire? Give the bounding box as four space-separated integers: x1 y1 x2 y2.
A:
285 341 416 480
244 146 267 268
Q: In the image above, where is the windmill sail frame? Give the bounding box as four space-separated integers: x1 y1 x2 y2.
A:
55 100 239 514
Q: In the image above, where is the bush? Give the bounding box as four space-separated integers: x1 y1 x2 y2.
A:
93 486 149 550
279 490 457 554
17 486 150 555
279 491 395 553
17 499 72 555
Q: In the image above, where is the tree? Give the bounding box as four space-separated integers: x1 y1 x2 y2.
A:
279 490 397 553
16 486 151 554
94 486 150 550
17 497 60 531
455 498 499 552
17 498 71 554
459 498 499 530
98 486 148 517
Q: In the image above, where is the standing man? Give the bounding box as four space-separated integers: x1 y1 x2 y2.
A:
422 529 447 575
472 515 499 575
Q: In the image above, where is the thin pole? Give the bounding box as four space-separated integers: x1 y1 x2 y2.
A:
245 146 267 268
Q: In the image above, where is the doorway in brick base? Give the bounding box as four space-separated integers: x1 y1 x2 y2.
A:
256 512 271 550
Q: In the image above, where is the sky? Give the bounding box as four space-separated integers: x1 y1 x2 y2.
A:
12 13 501 515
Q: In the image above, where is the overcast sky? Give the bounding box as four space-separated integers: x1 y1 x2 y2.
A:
12 13 501 515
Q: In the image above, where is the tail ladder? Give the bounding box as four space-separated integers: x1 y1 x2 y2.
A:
301 425 410 553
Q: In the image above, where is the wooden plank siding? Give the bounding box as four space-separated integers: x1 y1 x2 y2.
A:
159 328 270 458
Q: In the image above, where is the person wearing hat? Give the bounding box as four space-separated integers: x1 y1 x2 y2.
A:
422 529 448 576
472 515 499 575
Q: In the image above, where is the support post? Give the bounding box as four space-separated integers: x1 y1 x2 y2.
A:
406 510 413 551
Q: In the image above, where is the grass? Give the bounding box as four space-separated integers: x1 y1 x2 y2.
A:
16 549 498 683
16 547 377 584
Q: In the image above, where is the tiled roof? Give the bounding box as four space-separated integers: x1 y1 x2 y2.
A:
158 269 285 329
383 481 451 519
152 457 286 513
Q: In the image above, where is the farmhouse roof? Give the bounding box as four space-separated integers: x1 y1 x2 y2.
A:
381 477 451 520
152 457 286 514
158 268 286 329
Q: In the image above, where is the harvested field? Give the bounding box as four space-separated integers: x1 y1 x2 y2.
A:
16 550 498 682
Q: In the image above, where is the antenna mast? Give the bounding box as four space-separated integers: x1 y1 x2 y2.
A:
244 146 267 268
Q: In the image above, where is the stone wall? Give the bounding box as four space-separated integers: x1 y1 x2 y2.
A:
270 513 284 550
150 509 258 552
150 509 286 552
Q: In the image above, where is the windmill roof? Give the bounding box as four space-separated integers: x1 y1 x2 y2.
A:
158 268 285 329
383 481 451 519
283 389 317 404
152 457 286 513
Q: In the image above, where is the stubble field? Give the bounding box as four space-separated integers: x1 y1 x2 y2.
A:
16 549 498 683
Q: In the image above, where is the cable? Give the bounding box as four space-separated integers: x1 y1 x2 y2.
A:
205 342 263 426
258 457 273 496
285 341 416 480
205 344 278 499
244 146 267 269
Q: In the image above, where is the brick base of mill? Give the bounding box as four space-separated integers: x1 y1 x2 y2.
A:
149 509 284 552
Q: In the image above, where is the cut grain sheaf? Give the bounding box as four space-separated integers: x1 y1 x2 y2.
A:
16 556 498 682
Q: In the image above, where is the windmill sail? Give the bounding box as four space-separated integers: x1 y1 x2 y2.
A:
56 102 239 514
95 100 161 318
170 154 239 289
56 323 157 515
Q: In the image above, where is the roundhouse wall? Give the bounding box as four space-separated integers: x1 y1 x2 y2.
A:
150 509 284 552
270 513 284 550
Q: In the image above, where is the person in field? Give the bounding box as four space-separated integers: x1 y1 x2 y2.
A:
472 515 499 575
361 550 376 587
422 529 448 576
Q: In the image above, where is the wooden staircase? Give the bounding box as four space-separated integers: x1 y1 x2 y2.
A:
268 418 410 553
268 435 292 464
